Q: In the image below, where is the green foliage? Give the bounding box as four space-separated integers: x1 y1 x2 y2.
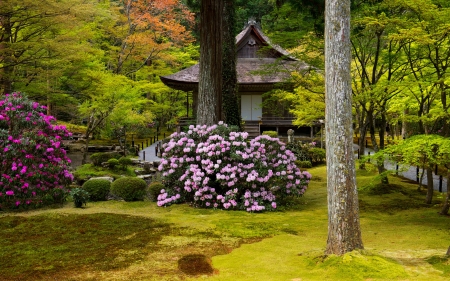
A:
90 152 121 167
147 182 166 202
110 177 147 202
262 131 278 138
70 188 90 208
295 160 312 168
308 148 326 164
107 158 119 169
286 140 322 165
73 164 136 183
118 157 133 170
82 179 111 202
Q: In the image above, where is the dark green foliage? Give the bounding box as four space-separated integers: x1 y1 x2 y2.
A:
90 152 121 166
82 179 111 201
111 177 147 201
118 157 133 170
70 188 90 208
262 131 278 138
147 182 166 202
295 160 312 168
308 148 326 164
107 158 119 169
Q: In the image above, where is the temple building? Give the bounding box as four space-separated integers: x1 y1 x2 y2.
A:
160 19 319 138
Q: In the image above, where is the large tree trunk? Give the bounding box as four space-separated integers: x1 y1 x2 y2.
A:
197 0 224 125
325 0 363 255
222 0 241 128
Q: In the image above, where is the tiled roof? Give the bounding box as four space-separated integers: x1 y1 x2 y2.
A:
160 20 308 91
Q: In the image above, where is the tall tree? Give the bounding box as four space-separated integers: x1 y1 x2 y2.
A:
222 0 241 128
109 0 194 76
324 0 363 255
197 0 223 125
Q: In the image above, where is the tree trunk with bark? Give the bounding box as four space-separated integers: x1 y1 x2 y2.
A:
325 0 364 255
197 0 224 125
222 0 241 128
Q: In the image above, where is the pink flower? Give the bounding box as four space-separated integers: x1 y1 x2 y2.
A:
6 190 14 196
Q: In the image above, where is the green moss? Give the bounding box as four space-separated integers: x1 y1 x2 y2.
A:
426 255 450 275
310 251 408 280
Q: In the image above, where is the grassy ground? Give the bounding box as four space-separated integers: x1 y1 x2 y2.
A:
0 165 449 281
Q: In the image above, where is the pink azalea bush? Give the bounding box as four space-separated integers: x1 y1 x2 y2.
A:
157 122 311 212
0 93 74 210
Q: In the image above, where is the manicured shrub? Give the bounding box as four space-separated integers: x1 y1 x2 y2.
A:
118 156 133 170
157 122 311 212
262 131 278 138
0 93 73 211
295 160 312 168
308 148 326 165
82 179 111 201
147 181 165 202
90 152 122 167
107 158 119 169
110 177 147 201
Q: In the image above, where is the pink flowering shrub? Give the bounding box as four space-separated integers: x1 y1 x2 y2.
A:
0 93 74 210
157 123 311 212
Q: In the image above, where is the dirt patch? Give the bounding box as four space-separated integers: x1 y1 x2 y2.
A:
178 254 215 275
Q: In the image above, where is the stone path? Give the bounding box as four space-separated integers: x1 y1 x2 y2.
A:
138 141 162 163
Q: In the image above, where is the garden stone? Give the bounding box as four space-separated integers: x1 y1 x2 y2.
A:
89 176 114 182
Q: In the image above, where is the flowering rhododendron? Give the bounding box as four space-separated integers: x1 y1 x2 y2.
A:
0 93 74 210
157 123 311 212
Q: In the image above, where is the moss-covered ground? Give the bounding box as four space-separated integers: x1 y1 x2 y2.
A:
0 165 449 281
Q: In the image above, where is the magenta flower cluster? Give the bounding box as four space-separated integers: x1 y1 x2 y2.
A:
157 122 311 212
0 93 74 210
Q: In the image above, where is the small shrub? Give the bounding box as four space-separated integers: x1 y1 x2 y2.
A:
90 152 121 166
147 181 165 202
107 158 119 169
82 179 111 201
308 148 326 165
70 188 90 208
295 160 312 168
110 177 147 201
262 131 278 138
118 157 133 170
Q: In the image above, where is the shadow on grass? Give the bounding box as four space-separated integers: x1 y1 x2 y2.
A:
0 213 171 280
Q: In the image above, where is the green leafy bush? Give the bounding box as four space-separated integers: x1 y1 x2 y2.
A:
82 179 111 201
90 152 121 166
147 182 165 202
308 148 326 165
70 188 90 208
110 177 147 201
295 160 312 168
262 131 278 138
107 158 119 169
118 157 133 170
